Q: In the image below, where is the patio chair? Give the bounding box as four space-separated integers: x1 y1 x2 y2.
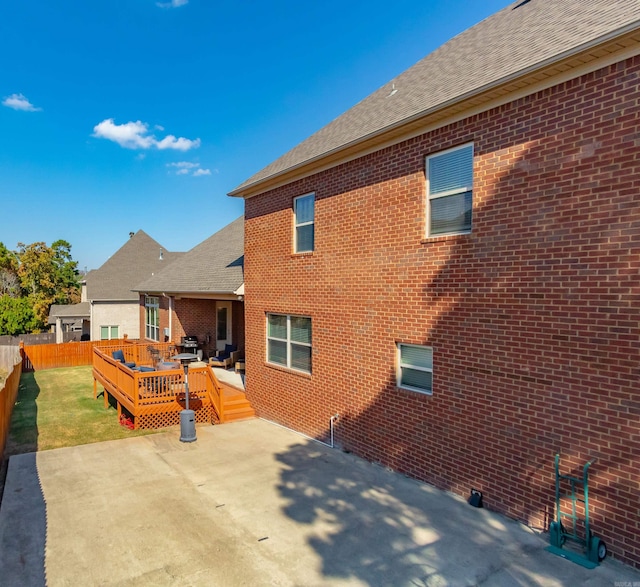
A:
208 344 238 369
112 349 136 369
147 345 161 365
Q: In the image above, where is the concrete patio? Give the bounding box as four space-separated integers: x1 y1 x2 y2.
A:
1 418 638 586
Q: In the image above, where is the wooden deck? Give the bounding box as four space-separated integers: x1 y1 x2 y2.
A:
92 344 254 429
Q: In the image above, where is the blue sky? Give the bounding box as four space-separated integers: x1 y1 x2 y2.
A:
0 0 509 271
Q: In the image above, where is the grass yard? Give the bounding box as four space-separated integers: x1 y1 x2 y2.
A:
4 365 158 457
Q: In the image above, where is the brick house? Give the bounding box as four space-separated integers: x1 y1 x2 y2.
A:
230 0 640 568
133 216 245 358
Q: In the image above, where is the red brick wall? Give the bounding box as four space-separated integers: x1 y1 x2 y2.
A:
138 296 245 357
244 56 640 567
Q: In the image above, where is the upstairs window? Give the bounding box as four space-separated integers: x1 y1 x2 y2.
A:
294 193 315 253
267 314 312 374
426 144 473 236
397 343 433 394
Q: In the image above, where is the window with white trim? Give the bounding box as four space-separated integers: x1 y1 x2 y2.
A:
294 193 315 253
397 343 433 394
426 143 473 236
267 314 312 374
145 296 160 341
100 325 119 340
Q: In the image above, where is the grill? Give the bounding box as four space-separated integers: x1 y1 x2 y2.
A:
181 335 199 351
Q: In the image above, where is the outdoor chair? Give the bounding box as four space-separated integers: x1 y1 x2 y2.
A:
147 345 161 365
112 349 136 369
208 344 239 369
164 344 176 360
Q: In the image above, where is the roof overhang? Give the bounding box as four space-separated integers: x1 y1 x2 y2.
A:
136 291 243 301
230 26 640 199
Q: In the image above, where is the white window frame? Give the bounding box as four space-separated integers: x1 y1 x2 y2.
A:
294 193 315 253
100 325 119 340
397 343 433 395
426 143 473 237
145 296 160 341
266 313 312 374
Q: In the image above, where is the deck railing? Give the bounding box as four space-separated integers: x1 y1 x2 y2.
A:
92 344 224 428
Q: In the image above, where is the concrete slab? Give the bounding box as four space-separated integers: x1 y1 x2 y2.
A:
1 418 639 586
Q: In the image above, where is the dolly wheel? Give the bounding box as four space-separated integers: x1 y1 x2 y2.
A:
549 522 564 548
589 536 607 563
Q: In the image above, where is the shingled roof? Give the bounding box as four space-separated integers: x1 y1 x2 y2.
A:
230 0 640 196
85 231 182 301
47 302 90 325
133 216 244 295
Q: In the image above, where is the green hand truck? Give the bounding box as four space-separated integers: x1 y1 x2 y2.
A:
546 453 607 568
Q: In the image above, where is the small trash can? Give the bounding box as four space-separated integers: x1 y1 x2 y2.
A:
180 409 196 442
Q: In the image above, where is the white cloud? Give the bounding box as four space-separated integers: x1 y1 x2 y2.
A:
156 134 200 151
167 161 212 177
156 0 188 8
2 93 42 112
92 118 200 151
168 161 199 169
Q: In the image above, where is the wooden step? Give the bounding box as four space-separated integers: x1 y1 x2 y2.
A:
222 406 256 422
220 391 256 423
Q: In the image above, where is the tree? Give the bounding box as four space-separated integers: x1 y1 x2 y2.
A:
51 240 81 304
0 242 19 297
0 242 18 274
0 269 20 297
0 295 37 335
10 240 81 331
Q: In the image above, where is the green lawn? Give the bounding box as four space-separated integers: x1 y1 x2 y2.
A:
5 365 158 457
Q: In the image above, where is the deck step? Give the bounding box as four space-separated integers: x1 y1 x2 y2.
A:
217 384 255 423
222 407 256 422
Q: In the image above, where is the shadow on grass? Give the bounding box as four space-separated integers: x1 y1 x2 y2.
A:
4 372 40 457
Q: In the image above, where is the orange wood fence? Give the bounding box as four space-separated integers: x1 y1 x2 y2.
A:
19 338 177 372
0 360 22 459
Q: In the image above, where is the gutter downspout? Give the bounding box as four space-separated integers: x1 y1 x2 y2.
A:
162 294 173 341
90 300 94 341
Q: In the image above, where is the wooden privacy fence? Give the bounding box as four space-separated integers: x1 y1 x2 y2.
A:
19 338 149 371
0 359 22 460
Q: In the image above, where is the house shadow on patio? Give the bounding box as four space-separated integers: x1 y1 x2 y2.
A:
0 452 47 586
0 373 45 585
273 439 558 586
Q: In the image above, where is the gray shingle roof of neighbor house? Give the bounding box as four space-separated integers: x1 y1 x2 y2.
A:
85 231 183 301
132 215 244 295
47 301 90 325
230 0 640 197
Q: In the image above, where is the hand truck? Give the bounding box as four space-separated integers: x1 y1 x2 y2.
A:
546 453 607 568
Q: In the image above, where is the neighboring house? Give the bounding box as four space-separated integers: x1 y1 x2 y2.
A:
84 231 182 341
47 302 91 342
133 216 245 358
230 0 640 568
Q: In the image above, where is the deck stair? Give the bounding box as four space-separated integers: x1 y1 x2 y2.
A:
220 385 256 422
